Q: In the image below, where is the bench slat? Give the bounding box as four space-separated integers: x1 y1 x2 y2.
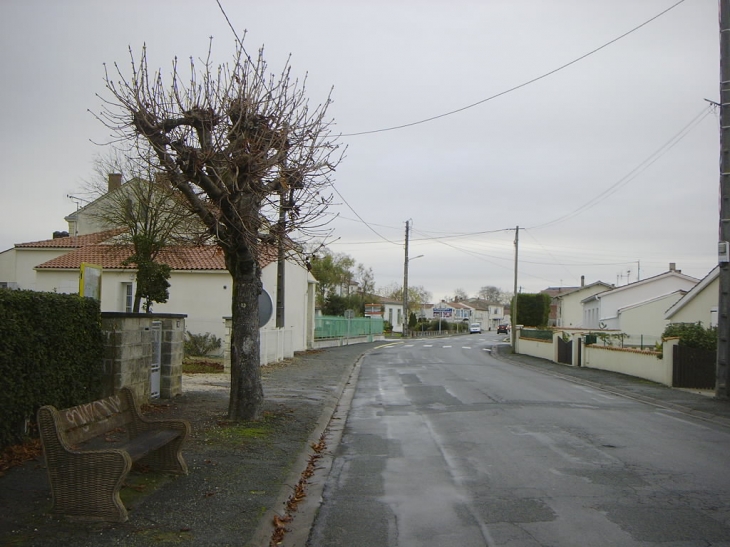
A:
124 429 182 461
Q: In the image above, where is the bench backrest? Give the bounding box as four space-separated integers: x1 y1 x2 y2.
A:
55 390 135 446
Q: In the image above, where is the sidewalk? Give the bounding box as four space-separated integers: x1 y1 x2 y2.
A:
492 344 730 427
0 342 382 547
3 340 729 547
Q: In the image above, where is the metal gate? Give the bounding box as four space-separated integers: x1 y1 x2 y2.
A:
672 345 716 389
150 321 162 399
557 336 573 365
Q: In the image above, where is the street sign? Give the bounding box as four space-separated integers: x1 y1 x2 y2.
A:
433 308 452 318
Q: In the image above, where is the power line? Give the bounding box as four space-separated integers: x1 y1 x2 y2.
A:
528 105 712 230
329 184 400 245
340 0 688 137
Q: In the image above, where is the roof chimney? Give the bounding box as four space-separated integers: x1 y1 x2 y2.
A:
669 262 676 272
108 173 122 193
581 275 585 287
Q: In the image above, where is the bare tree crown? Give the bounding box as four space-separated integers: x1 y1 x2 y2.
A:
97 42 341 262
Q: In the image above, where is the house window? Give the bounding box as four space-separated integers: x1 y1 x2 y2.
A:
123 283 134 312
388 308 393 324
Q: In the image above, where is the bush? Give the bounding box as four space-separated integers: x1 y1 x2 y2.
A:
514 293 551 327
662 322 717 351
0 289 103 449
184 332 222 356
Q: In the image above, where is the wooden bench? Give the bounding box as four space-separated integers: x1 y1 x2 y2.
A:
37 387 190 522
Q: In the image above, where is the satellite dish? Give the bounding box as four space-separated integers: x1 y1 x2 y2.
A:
259 289 274 327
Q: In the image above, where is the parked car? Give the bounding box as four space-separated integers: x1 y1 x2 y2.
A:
469 323 482 334
497 324 509 334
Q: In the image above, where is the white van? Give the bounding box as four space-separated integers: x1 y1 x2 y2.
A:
469 323 482 334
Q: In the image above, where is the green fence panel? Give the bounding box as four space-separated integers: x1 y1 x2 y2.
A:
315 316 384 339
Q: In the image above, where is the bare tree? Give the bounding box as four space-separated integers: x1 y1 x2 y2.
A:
98 43 341 420
453 288 469 302
478 285 503 303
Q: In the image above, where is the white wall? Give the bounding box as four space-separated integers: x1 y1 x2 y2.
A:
583 343 674 386
516 337 554 361
0 249 15 283
618 292 684 338
598 275 697 327
669 276 719 327
559 286 609 327
33 256 314 356
260 259 313 353
1 248 69 290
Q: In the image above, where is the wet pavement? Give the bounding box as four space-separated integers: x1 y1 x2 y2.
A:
2 337 730 546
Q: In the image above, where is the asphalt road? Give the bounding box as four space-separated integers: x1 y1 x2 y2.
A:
307 333 730 547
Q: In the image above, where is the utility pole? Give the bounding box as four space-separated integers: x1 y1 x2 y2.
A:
511 226 519 349
403 220 410 337
276 189 286 328
717 0 730 399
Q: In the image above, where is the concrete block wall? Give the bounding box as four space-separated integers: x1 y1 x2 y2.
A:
160 316 185 399
101 313 186 403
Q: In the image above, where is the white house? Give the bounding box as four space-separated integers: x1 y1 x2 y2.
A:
665 266 719 327
379 296 404 332
581 265 699 331
616 290 687 340
552 281 613 328
0 231 316 354
464 299 505 330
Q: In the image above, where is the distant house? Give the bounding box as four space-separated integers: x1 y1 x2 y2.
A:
378 296 404 332
463 299 505 330
581 265 699 332
665 266 719 327
430 300 474 324
549 280 614 328
617 290 687 339
541 285 581 326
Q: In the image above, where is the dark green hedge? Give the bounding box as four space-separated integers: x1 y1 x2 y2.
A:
0 289 104 448
514 293 551 327
521 329 553 341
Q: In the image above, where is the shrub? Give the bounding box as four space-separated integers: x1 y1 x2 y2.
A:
184 332 222 356
0 289 103 448
514 293 551 327
662 322 717 351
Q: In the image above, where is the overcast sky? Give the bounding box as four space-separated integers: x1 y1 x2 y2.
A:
0 0 721 302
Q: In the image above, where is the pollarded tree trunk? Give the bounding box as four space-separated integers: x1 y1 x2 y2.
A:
225 245 264 421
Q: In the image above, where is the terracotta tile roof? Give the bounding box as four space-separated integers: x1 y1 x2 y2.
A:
36 242 278 271
15 229 124 249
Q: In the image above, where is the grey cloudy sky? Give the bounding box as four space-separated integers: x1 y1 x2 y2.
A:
0 0 721 301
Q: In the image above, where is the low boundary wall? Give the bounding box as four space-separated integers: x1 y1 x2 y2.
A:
514 327 680 387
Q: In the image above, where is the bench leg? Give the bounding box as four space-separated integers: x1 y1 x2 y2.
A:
136 436 188 475
48 451 132 522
